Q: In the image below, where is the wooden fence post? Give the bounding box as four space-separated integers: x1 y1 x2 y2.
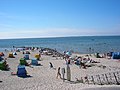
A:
105 74 110 84
91 76 95 85
98 75 103 85
113 72 120 85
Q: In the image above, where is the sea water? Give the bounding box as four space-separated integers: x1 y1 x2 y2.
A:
0 36 120 54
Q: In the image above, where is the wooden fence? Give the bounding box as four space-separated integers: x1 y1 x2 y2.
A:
84 71 120 85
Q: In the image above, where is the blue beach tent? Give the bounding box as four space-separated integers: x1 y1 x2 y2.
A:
17 65 27 77
31 58 38 65
112 52 120 59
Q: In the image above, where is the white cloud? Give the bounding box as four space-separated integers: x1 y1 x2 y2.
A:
0 28 119 39
0 12 119 39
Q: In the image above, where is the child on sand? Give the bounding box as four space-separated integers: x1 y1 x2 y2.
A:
56 67 62 79
49 62 53 68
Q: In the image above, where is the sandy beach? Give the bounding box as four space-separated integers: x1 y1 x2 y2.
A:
0 50 120 90
1 0 120 89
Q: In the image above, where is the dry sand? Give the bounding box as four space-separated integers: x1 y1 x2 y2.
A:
0 50 120 90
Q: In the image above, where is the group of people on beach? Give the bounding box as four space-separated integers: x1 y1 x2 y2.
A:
62 51 101 69
1 46 109 81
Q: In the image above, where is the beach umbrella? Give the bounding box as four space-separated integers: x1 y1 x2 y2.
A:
66 52 72 56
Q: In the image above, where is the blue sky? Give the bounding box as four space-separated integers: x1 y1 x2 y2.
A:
0 0 120 39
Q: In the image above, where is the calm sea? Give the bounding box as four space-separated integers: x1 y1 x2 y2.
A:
0 36 120 54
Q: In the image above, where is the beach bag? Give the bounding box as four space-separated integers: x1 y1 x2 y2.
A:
31 58 38 65
17 65 27 77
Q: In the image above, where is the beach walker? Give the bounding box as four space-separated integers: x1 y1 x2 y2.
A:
17 65 27 77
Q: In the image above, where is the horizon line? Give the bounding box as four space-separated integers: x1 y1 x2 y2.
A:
0 35 120 40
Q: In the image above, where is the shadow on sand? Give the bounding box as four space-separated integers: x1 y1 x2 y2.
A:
19 75 33 78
